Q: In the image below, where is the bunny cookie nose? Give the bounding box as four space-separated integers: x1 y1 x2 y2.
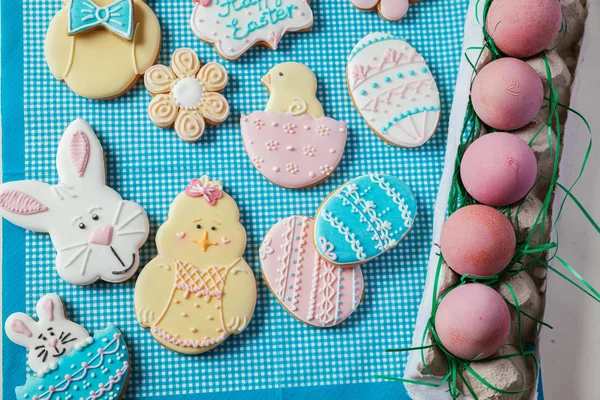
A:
48 337 59 348
89 224 114 246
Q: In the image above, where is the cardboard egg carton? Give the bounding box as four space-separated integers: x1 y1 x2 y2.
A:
403 0 589 398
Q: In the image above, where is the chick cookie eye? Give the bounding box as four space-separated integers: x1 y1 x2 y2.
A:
196 224 202 229
279 72 284 76
78 223 86 230
211 226 217 231
92 214 99 221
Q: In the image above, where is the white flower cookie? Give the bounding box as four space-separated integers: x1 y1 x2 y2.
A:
45 0 162 99
190 0 314 61
134 176 257 354
0 119 150 285
351 0 419 21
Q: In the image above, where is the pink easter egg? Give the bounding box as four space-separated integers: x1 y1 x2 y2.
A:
241 111 348 189
460 132 537 206
487 0 562 58
471 58 543 131
440 205 516 277
435 284 510 360
260 216 364 327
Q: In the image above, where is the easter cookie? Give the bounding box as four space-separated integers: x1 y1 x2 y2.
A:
314 173 417 266
347 33 440 148
190 0 314 61
144 48 231 143
134 176 257 354
5 294 130 400
241 62 348 189
45 0 162 100
261 216 364 327
351 0 418 22
0 119 149 285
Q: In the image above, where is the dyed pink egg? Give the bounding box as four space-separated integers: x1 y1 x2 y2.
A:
435 284 510 360
471 58 543 131
440 205 516 276
487 0 562 58
461 132 537 206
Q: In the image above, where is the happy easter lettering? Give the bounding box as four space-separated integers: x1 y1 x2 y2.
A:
217 0 299 40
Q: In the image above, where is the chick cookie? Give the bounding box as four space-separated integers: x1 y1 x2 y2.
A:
351 0 420 21
45 0 162 100
134 176 257 355
241 62 348 189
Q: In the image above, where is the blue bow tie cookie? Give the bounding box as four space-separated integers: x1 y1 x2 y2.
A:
68 0 134 40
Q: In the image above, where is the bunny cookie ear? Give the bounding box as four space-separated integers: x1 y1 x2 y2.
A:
0 180 57 233
56 118 106 187
5 313 38 348
36 294 66 322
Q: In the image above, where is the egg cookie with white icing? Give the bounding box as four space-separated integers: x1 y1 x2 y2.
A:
45 0 162 100
134 176 257 354
241 62 348 189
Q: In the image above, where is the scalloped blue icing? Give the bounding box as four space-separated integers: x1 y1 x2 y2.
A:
348 33 406 62
15 325 129 400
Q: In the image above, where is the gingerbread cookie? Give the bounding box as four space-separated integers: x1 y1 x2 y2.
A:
45 0 162 99
134 176 257 354
241 62 348 189
5 294 130 400
0 119 150 285
351 0 418 21
314 173 417 266
190 0 314 61
144 48 231 143
261 216 364 327
347 33 440 148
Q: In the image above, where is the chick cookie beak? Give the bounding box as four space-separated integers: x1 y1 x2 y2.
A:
262 73 271 86
193 231 218 252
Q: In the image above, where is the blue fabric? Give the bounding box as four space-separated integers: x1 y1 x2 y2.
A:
1 0 476 398
68 0 135 40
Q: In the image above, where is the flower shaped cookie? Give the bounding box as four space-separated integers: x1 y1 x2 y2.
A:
144 48 230 142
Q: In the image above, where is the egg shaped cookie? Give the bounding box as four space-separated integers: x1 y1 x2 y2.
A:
261 216 364 327
347 33 440 148
314 173 417 266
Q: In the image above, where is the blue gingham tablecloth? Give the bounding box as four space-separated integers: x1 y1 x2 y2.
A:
1 0 469 398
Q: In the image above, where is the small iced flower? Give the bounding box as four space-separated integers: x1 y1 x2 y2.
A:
253 119 265 129
252 156 264 168
303 146 316 157
266 140 279 151
283 123 297 134
286 163 299 174
379 221 392 231
345 183 358 196
362 201 376 213
320 165 333 175
317 125 330 136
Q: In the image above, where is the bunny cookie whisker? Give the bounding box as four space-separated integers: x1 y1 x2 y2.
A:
62 246 90 269
57 242 88 252
116 209 145 231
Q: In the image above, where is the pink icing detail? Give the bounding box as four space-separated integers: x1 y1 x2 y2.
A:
88 224 114 246
379 0 409 21
349 48 424 89
241 112 348 189
11 319 33 337
362 79 436 112
70 130 90 177
261 216 364 327
351 0 379 9
152 326 227 348
43 297 55 321
185 179 223 205
0 190 48 215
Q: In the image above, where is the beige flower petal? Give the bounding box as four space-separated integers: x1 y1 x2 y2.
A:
171 48 201 79
174 109 206 142
199 92 230 124
197 62 229 92
148 94 179 128
144 64 177 94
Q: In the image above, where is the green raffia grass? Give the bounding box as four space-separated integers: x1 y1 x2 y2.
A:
378 0 598 398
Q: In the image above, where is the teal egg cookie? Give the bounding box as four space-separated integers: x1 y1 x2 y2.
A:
15 324 129 400
314 173 417 266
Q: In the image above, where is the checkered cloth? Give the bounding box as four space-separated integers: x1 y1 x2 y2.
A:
3 0 469 397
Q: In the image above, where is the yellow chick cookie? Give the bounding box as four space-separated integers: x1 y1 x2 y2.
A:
262 62 325 119
134 176 256 355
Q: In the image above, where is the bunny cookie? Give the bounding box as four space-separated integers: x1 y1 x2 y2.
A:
45 0 162 99
134 176 257 354
0 118 150 286
5 294 131 400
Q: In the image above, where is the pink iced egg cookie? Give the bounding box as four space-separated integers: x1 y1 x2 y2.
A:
242 112 348 189
440 205 516 277
471 58 543 131
487 0 562 58
435 284 510 360
260 216 364 327
461 132 537 206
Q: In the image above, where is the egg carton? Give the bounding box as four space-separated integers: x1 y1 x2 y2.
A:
402 0 590 398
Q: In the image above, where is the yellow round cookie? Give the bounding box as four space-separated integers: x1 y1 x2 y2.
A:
134 176 257 355
44 0 162 100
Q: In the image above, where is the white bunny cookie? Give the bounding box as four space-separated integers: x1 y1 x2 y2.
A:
5 294 90 374
44 0 162 99
0 118 150 285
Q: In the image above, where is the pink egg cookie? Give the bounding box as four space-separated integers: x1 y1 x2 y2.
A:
471 58 543 131
261 216 364 328
435 284 510 360
461 132 537 206
487 0 563 58
440 205 516 277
